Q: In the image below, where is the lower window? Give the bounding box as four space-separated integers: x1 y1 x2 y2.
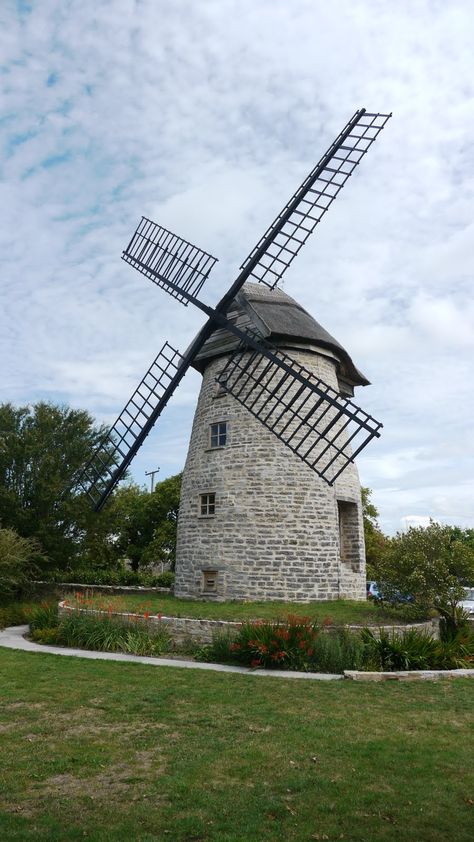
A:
200 493 216 516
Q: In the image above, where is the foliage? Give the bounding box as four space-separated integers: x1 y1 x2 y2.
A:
28 601 59 632
438 604 472 642
0 600 35 629
361 486 387 577
0 402 113 571
42 565 175 588
361 626 474 671
30 610 172 657
202 615 322 670
311 628 367 673
0 526 42 596
109 474 181 571
376 521 474 617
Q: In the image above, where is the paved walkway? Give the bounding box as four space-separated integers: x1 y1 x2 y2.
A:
0 625 342 680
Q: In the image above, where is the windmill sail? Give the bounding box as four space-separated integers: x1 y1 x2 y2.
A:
122 218 218 305
239 109 391 289
75 342 185 509
215 334 382 484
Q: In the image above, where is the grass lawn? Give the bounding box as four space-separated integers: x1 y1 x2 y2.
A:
66 592 420 625
0 649 473 841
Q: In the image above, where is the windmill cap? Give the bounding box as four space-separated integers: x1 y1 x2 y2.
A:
191 282 370 390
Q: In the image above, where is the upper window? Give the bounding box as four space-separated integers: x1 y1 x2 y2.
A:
209 421 227 448
200 493 216 516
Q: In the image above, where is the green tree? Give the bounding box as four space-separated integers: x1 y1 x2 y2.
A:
377 521 474 618
0 402 111 571
0 527 43 597
361 487 387 577
110 474 181 571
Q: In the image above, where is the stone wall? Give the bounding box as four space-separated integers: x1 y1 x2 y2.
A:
58 602 438 646
175 345 366 602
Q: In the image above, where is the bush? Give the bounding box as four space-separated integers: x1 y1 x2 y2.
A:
0 602 33 629
29 601 59 632
376 523 474 617
360 626 474 671
0 528 42 597
311 629 367 673
38 611 172 657
40 566 174 589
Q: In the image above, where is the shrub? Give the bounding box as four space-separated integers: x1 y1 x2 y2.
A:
50 611 171 657
0 528 42 597
376 522 474 616
0 602 33 629
360 626 474 671
29 601 59 632
201 615 321 671
311 629 367 673
41 566 174 589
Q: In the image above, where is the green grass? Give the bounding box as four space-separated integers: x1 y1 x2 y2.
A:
66 591 422 625
0 649 473 841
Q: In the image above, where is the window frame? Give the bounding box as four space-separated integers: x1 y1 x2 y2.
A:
209 420 228 449
199 492 216 517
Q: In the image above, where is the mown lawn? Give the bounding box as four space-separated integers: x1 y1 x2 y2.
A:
0 648 472 841
66 592 419 625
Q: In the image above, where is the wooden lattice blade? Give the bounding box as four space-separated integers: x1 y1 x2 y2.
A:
122 218 218 305
73 342 186 510
215 336 382 484
240 109 391 289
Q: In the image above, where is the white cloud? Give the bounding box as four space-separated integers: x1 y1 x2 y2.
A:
1 0 474 530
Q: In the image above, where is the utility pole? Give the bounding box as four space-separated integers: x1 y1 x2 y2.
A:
145 468 160 493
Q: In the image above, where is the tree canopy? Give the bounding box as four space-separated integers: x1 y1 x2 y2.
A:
0 402 110 570
0 401 182 578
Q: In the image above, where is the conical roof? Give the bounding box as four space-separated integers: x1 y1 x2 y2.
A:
191 282 369 391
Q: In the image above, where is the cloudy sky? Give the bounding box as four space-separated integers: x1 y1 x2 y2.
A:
1 0 473 534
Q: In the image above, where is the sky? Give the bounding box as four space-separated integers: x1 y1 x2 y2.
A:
1 0 473 535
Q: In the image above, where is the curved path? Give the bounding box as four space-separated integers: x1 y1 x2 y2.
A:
0 625 342 680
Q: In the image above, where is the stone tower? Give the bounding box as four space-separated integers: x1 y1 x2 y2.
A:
174 283 368 602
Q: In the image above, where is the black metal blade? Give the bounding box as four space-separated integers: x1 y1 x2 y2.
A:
216 334 382 484
122 218 218 305
74 342 185 510
240 109 391 289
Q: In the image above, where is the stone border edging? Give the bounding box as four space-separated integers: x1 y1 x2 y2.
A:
344 668 474 682
58 600 438 646
33 581 172 595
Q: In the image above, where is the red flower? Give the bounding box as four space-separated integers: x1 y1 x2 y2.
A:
307 647 314 657
144 611 150 620
323 616 333 627
250 659 262 668
230 643 241 651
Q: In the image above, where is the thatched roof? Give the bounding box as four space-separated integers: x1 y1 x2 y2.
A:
191 282 369 392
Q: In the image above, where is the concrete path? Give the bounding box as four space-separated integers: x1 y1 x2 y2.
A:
0 625 343 680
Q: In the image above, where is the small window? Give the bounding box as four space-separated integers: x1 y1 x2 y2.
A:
209 421 227 448
200 493 216 516
203 570 218 593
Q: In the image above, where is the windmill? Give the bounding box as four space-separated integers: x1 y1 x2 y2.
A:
74 108 391 601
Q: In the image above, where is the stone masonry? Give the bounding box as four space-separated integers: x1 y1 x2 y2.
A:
174 284 368 603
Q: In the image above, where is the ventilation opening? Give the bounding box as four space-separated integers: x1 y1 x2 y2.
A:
337 500 360 572
202 570 218 593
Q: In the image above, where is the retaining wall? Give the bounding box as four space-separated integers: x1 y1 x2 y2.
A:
58 602 438 646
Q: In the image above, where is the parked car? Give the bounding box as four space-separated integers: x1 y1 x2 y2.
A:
366 581 381 600
460 587 474 616
366 580 414 605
